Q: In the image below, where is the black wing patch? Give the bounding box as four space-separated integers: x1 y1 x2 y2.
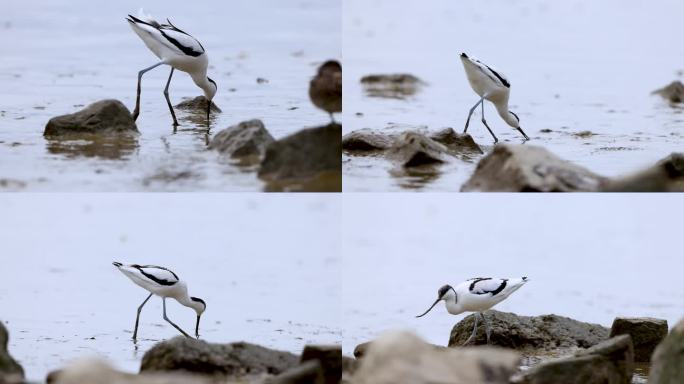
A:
133 264 179 286
483 64 510 88
469 278 508 296
159 30 204 57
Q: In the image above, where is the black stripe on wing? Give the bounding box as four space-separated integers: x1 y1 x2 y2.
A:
158 30 204 57
481 63 510 88
132 264 179 286
468 277 508 296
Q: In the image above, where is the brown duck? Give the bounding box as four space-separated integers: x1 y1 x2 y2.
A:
309 60 341 123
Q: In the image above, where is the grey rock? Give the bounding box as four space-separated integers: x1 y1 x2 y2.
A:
449 311 610 352
649 317 684 384
44 99 138 136
174 96 222 113
208 119 274 162
429 128 483 154
267 361 324 384
652 81 684 103
461 144 606 192
0 322 23 383
342 129 395 152
140 337 298 378
300 345 340 384
353 342 371 359
258 124 341 192
360 74 425 99
513 335 634 384
352 331 520 384
609 317 668 362
386 131 450 167
47 359 209 384
602 153 684 192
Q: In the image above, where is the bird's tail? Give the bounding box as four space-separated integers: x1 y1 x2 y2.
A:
112 261 123 268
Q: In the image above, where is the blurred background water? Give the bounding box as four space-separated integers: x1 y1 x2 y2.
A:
342 194 684 354
0 195 341 381
0 0 340 191
343 0 684 191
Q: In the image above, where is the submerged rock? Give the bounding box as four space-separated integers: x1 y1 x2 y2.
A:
513 335 634 384
174 96 222 113
609 317 668 362
48 359 208 384
602 152 684 192
342 129 395 152
0 322 23 383
140 337 298 378
649 317 684 384
449 311 610 351
352 331 519 384
44 99 138 136
461 144 606 192
652 81 684 103
208 119 274 163
360 74 425 99
386 131 450 167
258 124 341 192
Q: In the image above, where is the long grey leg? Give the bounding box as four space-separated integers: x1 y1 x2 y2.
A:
162 298 191 338
462 313 479 346
480 100 499 143
132 293 153 341
463 98 483 134
133 62 165 121
163 68 179 126
482 312 492 345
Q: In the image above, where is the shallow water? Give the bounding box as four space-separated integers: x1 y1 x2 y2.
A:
0 195 341 381
0 0 341 191
343 0 684 191
342 195 683 382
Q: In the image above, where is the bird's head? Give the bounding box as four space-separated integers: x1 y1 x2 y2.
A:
203 77 217 124
416 284 455 318
505 110 520 128
190 297 206 338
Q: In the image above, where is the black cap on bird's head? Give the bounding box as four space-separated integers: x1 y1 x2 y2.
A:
190 296 206 338
416 284 455 318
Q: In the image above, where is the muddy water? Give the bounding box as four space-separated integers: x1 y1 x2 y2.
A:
0 195 341 381
343 0 683 191
0 0 340 191
342 195 683 382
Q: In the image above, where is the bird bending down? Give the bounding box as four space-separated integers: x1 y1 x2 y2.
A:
309 60 342 124
112 262 206 341
460 52 529 143
126 9 217 127
416 277 528 345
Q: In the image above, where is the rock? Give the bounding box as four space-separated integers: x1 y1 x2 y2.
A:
513 335 634 384
342 129 395 152
652 81 684 103
353 342 371 359
140 337 298 378
360 74 425 99
267 361 324 384
449 310 609 351
428 128 483 154
47 359 209 384
352 331 520 384
44 99 138 136
461 144 606 192
602 153 684 192
609 317 668 362
0 322 23 384
208 119 274 163
258 124 341 192
341 356 357 383
300 345 341 384
174 96 222 113
386 132 450 167
649 317 684 384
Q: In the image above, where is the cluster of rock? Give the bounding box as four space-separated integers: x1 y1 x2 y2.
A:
345 311 684 384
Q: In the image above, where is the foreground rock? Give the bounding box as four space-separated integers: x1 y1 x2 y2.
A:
602 152 684 192
449 310 609 352
513 335 634 384
352 331 519 384
175 96 222 113
0 322 23 384
461 144 606 192
386 132 450 167
258 124 341 192
360 74 425 99
649 318 684 384
652 81 684 103
208 119 274 164
140 337 298 378
48 359 208 384
300 345 341 384
609 317 668 362
44 99 138 136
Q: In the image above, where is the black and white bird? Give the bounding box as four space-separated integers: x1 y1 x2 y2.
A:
126 9 217 126
416 277 528 345
112 262 206 341
460 52 529 143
